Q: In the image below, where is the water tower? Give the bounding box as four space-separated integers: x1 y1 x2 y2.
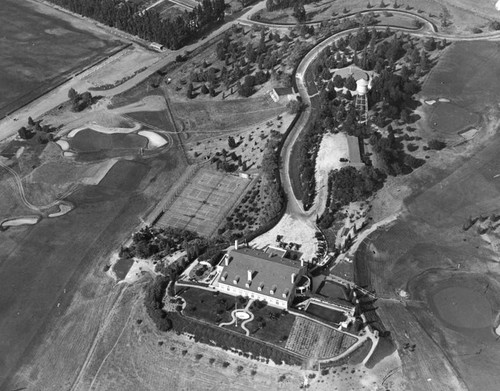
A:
355 76 372 124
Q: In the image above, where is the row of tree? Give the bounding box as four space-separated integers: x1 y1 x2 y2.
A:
47 0 224 49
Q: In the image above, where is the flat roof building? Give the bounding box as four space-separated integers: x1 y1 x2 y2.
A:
211 246 306 309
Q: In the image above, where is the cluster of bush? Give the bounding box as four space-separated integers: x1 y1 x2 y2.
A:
369 126 425 175
258 130 286 224
211 148 247 172
144 275 173 331
297 121 323 211
68 88 94 112
17 117 57 143
318 166 386 229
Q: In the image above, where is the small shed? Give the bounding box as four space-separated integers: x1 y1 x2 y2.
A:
269 87 295 103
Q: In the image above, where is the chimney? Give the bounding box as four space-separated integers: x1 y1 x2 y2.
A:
300 259 304 267
224 254 230 266
291 273 296 284
247 270 253 281
234 240 238 250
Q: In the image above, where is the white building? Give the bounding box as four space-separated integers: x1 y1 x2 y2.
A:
211 246 306 309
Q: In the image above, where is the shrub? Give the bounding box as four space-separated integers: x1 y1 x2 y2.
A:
407 143 418 152
428 139 446 150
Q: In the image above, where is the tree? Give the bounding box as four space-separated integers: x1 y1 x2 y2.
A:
68 88 78 102
201 84 209 94
333 74 344 88
424 37 436 51
345 75 357 90
293 4 306 23
439 6 451 27
286 99 302 114
228 136 237 149
187 83 194 99
18 127 29 139
428 139 446 150
28 116 35 126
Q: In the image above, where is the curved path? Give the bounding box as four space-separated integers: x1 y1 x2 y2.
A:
0 160 72 211
241 7 437 33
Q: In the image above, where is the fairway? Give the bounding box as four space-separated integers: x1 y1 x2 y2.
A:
431 286 491 329
421 41 500 113
0 0 121 118
157 168 250 237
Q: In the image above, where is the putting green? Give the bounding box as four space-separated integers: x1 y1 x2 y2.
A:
431 286 491 329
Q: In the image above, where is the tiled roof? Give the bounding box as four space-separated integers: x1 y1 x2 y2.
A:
273 87 294 96
217 248 303 300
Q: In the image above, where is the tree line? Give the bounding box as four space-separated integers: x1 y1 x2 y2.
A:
47 0 225 49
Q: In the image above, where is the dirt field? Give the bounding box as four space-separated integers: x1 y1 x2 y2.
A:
0 0 121 118
171 96 286 142
157 168 250 237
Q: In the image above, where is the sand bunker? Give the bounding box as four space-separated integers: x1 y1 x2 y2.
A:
138 130 167 148
56 140 70 151
48 202 74 218
431 286 491 329
1 216 41 228
67 122 141 138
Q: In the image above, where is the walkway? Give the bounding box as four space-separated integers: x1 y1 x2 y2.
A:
219 299 255 336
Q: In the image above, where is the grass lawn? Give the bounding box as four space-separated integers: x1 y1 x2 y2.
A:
421 41 500 113
180 288 296 347
245 302 296 347
181 288 234 325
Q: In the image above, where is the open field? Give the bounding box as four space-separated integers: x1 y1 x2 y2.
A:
354 126 500 390
67 282 400 391
419 41 500 140
171 96 286 142
0 0 121 118
71 284 307 391
421 41 500 111
157 168 250 237
0 137 188 388
350 38 500 389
